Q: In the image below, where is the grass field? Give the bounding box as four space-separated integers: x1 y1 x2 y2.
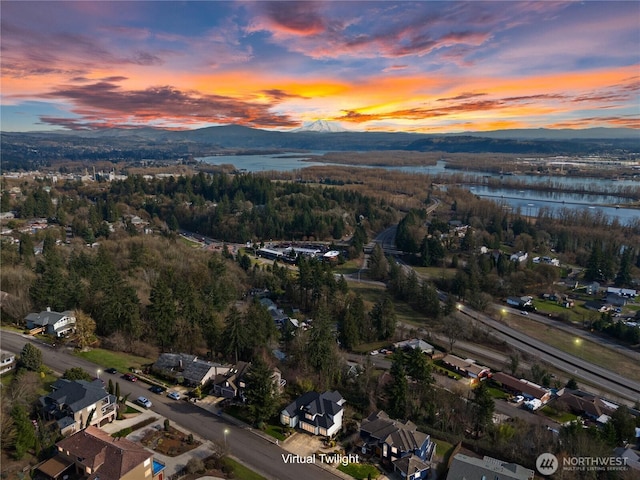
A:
540 405 578 424
501 314 640 383
338 462 380 479
332 259 361 275
75 348 153 373
434 438 455 458
413 266 457 280
223 458 267 480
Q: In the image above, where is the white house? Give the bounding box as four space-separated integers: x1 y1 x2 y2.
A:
24 309 76 337
280 390 345 437
509 251 528 263
0 350 16 375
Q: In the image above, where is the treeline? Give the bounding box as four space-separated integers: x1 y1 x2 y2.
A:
106 173 395 243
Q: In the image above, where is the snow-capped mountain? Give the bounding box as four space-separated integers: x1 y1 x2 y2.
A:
292 120 349 133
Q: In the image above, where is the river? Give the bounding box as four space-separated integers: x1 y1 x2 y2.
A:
197 153 639 224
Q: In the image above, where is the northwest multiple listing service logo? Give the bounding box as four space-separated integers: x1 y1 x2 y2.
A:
536 453 559 475
536 452 629 476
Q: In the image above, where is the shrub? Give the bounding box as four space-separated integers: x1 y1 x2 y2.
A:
186 458 205 474
164 419 170 431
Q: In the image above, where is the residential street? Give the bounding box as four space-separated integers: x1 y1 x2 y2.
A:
0 330 344 480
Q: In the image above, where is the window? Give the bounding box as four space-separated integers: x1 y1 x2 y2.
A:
144 458 151 467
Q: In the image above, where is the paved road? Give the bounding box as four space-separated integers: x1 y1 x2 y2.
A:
497 305 640 362
0 331 341 480
456 306 640 404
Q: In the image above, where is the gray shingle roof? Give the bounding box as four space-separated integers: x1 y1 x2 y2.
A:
282 390 344 429
447 454 534 480
41 379 109 413
361 410 429 454
25 310 74 327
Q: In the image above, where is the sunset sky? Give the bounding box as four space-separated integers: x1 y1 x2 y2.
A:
1 1 639 133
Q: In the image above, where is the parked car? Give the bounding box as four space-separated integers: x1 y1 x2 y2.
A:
149 385 166 394
105 367 118 374
136 396 152 408
167 391 181 400
123 373 137 382
370 350 379 356
520 310 529 315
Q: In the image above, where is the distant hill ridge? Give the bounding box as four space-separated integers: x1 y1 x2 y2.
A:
2 125 638 156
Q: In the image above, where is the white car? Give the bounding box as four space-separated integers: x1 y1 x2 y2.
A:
167 391 181 400
370 350 379 356
136 396 152 408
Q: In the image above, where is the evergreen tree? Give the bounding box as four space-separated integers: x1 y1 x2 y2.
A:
614 248 633 287
19 343 42 372
11 404 35 459
148 274 177 351
244 357 279 424
370 296 396 341
222 306 247 363
368 244 389 281
386 352 408 419
405 347 433 384
471 382 494 437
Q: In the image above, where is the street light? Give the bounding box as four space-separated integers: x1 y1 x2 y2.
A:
97 369 101 380
224 428 229 448
574 338 582 358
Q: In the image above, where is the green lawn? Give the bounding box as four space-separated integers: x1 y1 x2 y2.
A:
75 348 152 372
338 462 380 480
485 385 509 400
263 424 286 441
413 266 457 280
332 259 361 275
225 405 253 425
434 438 455 458
223 458 267 480
539 405 578 424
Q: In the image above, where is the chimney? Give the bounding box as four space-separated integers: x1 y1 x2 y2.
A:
46 306 51 312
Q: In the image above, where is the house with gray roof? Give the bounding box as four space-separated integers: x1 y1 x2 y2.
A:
447 453 534 480
393 338 434 355
360 410 435 476
152 353 230 386
280 390 345 437
25 308 76 337
40 379 117 435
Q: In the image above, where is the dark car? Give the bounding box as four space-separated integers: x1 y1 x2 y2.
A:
123 373 137 382
149 385 166 394
105 368 118 374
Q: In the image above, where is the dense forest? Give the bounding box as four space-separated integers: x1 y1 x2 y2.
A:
3 168 640 478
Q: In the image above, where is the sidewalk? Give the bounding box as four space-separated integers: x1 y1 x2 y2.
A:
101 401 217 477
193 396 376 480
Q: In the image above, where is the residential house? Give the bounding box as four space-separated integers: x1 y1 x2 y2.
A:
613 447 640 471
506 296 533 309
491 372 551 405
393 339 435 355
442 354 490 380
152 353 230 386
447 453 534 480
25 308 76 337
212 361 283 400
211 361 252 399
605 293 628 307
259 298 289 327
35 426 165 480
607 287 637 298
556 389 618 420
40 379 117 436
509 251 528 263
360 411 436 479
280 390 345 437
584 300 609 312
533 256 560 266
0 349 16 375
